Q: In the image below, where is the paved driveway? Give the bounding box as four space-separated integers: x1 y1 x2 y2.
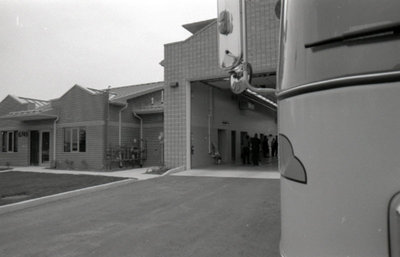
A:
0 176 280 257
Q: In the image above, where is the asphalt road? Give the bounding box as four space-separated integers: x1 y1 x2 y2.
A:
0 176 280 257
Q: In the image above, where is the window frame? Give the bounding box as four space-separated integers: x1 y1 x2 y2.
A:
64 127 86 153
71 128 79 152
1 131 18 153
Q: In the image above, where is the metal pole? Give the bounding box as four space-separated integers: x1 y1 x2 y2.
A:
241 0 248 78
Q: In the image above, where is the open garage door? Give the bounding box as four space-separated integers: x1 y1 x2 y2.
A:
190 73 277 169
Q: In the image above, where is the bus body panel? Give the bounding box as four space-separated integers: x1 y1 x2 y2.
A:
279 82 400 257
278 0 400 255
278 0 400 91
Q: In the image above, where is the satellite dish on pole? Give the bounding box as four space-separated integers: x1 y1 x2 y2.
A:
217 0 242 71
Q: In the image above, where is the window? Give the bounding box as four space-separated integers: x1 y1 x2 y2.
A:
72 129 78 152
64 128 86 152
79 129 86 152
1 132 6 152
64 128 71 152
1 131 18 152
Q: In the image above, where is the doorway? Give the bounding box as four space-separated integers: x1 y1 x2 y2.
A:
231 130 236 162
30 131 39 165
30 130 50 166
41 131 50 164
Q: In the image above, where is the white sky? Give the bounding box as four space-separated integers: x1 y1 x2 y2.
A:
0 0 217 101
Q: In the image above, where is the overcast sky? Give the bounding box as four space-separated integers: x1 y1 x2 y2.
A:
0 0 217 101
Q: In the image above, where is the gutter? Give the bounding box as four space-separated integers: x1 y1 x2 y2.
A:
208 87 213 154
118 103 128 147
133 112 143 167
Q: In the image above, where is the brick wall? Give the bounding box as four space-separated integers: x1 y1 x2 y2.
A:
51 85 107 170
54 85 107 124
0 85 165 170
107 123 139 147
56 125 105 170
0 135 29 167
164 0 279 168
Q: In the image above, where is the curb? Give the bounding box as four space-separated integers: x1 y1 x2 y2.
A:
163 166 186 176
0 178 135 216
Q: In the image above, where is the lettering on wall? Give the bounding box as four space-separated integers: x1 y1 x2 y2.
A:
17 131 29 137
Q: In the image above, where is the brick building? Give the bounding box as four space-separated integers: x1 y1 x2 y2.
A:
0 82 164 170
163 0 279 169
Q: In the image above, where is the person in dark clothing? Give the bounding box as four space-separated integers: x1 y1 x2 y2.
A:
251 133 261 165
262 135 269 158
241 134 250 165
271 135 278 157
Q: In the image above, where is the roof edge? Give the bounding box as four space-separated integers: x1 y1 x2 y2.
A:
182 18 216 34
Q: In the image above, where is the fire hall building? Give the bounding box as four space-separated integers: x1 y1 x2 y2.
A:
0 0 279 171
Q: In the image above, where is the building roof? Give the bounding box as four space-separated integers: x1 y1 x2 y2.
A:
182 19 216 34
0 81 165 119
0 105 56 121
109 81 164 104
10 95 51 109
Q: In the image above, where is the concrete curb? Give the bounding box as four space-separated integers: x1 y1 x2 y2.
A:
0 168 13 173
0 178 135 216
163 166 185 176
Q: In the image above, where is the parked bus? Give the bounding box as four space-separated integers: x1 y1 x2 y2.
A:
277 0 400 257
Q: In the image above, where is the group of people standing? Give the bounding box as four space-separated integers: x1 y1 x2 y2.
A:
241 133 277 166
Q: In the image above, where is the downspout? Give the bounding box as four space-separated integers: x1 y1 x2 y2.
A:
104 88 110 169
133 112 143 166
53 116 59 168
118 103 128 147
208 87 213 154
